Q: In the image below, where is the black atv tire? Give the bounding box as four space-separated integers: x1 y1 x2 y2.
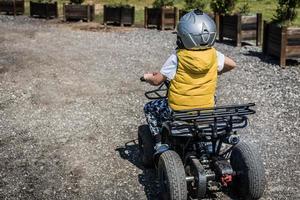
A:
230 141 266 200
158 150 187 200
138 125 155 168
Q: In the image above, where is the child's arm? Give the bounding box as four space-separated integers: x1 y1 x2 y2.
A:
143 72 167 86
218 56 236 75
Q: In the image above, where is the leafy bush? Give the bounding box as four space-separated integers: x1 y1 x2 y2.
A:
210 0 236 14
238 2 250 15
106 0 131 7
184 0 208 11
273 0 300 25
152 0 175 8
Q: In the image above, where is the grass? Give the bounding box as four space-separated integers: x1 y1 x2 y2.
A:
21 0 300 26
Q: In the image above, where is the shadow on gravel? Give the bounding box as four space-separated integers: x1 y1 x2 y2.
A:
243 50 300 67
115 140 159 200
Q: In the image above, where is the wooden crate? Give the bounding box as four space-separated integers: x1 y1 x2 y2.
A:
0 0 24 15
103 5 134 26
144 7 177 30
219 13 262 46
30 1 58 19
63 4 95 22
263 21 300 67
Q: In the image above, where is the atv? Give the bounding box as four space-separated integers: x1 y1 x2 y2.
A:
138 80 266 200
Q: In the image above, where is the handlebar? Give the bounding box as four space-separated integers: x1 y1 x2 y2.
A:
140 76 169 100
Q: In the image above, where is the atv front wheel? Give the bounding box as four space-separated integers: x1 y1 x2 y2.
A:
138 125 155 168
158 150 187 200
230 141 266 199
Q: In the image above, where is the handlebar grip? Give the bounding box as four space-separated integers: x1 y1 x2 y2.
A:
140 77 146 82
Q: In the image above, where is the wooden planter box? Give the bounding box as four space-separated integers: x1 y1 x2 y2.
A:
103 5 134 26
63 4 95 22
219 13 262 46
263 22 300 67
144 7 177 30
30 1 58 19
0 0 24 15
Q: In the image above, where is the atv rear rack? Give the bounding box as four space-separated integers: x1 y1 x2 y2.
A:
170 103 256 136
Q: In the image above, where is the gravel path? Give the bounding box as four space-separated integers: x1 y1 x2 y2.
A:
0 16 299 200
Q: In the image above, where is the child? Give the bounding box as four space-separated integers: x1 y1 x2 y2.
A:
143 9 236 154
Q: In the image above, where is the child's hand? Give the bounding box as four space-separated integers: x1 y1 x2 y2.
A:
143 72 155 81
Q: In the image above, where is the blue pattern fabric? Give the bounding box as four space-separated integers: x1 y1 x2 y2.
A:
143 98 172 136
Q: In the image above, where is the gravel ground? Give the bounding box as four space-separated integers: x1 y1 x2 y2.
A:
0 16 299 200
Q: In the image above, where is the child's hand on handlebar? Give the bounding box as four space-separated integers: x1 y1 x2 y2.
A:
143 72 155 81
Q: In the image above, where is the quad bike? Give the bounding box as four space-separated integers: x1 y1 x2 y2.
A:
138 79 266 200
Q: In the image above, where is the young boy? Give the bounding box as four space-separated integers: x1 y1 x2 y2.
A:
143 9 236 154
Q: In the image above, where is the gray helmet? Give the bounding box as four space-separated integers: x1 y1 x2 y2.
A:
177 9 217 50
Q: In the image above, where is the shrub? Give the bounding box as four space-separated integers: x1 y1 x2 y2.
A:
152 0 175 8
238 2 250 15
107 0 131 7
184 0 208 11
210 0 236 14
273 0 300 25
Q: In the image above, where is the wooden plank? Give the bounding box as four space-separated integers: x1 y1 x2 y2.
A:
287 38 300 46
241 23 256 30
241 15 256 24
280 26 287 67
242 30 256 40
286 45 300 57
161 7 165 30
256 13 262 46
287 27 300 35
223 29 237 38
236 14 241 46
144 7 147 28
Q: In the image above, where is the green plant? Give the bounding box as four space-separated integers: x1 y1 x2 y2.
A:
273 0 300 25
184 0 208 11
152 0 175 8
238 2 250 15
107 0 131 7
210 0 236 14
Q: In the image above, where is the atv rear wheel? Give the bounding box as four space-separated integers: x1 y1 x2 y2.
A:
230 141 266 199
158 150 187 200
138 125 155 168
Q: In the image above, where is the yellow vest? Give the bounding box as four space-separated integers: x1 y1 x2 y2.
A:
168 48 218 110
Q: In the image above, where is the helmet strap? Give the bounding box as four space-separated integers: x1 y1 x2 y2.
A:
176 37 185 49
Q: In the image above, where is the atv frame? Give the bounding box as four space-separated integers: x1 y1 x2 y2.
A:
138 81 266 200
